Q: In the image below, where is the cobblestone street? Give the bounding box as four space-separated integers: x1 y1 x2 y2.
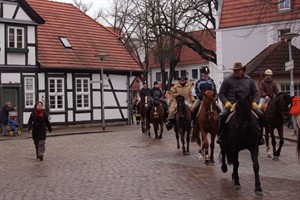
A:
0 125 299 200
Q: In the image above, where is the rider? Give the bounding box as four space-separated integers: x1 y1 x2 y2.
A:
191 66 218 126
149 81 168 121
258 69 279 109
217 62 265 146
139 82 151 98
165 76 195 130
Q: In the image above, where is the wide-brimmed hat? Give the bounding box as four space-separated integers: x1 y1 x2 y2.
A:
178 76 188 81
231 62 245 71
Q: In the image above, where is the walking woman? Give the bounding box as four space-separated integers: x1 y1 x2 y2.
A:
28 101 52 161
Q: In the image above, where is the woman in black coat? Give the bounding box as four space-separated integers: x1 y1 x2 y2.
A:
28 101 52 161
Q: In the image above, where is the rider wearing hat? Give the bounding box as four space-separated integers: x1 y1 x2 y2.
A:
149 81 168 120
258 69 279 109
191 66 218 126
165 76 195 130
217 62 265 145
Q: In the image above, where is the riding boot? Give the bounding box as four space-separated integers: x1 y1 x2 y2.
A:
166 119 175 131
258 129 265 146
254 109 265 146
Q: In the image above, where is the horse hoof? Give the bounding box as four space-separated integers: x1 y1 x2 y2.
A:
233 185 241 190
159 135 162 139
255 190 263 196
198 154 204 161
221 164 228 173
204 160 210 165
272 156 279 161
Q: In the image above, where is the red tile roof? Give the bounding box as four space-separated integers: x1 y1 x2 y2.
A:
220 0 300 29
246 41 300 77
149 29 216 68
26 0 142 72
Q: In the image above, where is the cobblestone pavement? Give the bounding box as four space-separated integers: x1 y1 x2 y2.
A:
0 125 299 200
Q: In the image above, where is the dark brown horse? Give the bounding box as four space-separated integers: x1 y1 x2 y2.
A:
264 92 291 160
192 91 218 165
137 94 150 134
174 95 192 155
220 92 263 196
149 100 164 139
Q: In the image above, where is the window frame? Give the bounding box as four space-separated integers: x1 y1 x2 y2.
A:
24 77 36 109
6 25 28 53
156 72 161 82
75 77 91 110
278 0 291 10
192 69 199 80
48 77 65 112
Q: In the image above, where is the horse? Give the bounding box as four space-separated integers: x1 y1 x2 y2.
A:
191 90 218 165
149 100 164 139
137 94 150 134
174 95 192 155
263 92 291 160
220 92 263 196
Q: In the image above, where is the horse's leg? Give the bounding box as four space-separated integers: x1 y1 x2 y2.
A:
153 122 158 139
159 122 163 139
232 151 241 190
180 130 186 154
220 146 228 173
265 127 271 157
270 129 278 160
250 146 263 196
201 131 210 165
175 129 180 149
210 133 216 165
141 120 145 134
275 126 284 158
186 130 190 154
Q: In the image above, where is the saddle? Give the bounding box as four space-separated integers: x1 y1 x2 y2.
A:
260 100 270 112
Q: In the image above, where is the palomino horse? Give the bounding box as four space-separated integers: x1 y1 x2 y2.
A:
137 94 150 134
192 91 218 165
263 92 291 160
220 92 263 196
149 100 164 139
174 95 192 155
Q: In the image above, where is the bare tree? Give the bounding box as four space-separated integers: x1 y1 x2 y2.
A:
72 0 93 13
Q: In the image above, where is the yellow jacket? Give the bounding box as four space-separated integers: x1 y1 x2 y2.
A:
172 81 195 103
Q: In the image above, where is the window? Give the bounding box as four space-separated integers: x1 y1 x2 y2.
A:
24 77 35 108
192 69 198 79
181 70 187 78
156 72 161 82
76 78 90 109
49 78 64 111
59 37 72 48
8 26 24 49
278 0 291 10
281 84 300 97
173 71 179 80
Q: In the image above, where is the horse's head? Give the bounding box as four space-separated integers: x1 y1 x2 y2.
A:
234 92 253 127
274 92 292 121
176 95 187 118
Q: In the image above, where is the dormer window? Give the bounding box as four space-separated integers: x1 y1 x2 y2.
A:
59 37 72 48
6 25 28 53
278 0 291 10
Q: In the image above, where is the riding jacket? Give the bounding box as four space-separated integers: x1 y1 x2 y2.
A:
195 77 217 100
150 87 164 101
219 74 259 105
139 87 151 98
259 77 278 98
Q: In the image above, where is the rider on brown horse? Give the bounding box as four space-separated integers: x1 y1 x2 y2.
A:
149 81 168 121
217 62 265 146
191 66 219 126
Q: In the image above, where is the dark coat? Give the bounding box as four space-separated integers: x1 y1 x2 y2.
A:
28 110 52 141
0 105 14 125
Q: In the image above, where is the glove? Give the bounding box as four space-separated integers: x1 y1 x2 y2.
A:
265 96 270 100
252 102 258 110
225 101 232 110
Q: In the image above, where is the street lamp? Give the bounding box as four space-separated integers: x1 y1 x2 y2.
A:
280 33 299 96
96 53 108 130
280 33 299 135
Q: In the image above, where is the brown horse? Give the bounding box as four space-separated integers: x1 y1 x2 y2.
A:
174 95 192 155
264 92 291 160
137 94 150 134
149 100 164 139
192 91 218 165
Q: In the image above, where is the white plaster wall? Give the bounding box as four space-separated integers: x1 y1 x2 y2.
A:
3 4 16 19
67 92 73 108
23 112 31 124
49 114 65 123
92 74 101 89
67 73 72 89
38 92 45 104
68 110 73 122
0 24 4 64
7 53 26 65
108 75 128 89
92 91 101 107
1 73 20 83
38 73 45 90
15 7 31 21
93 109 101 120
28 47 36 65
75 113 91 121
105 108 122 119
27 26 36 44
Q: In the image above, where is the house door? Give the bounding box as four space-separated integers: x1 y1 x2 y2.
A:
1 86 22 126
